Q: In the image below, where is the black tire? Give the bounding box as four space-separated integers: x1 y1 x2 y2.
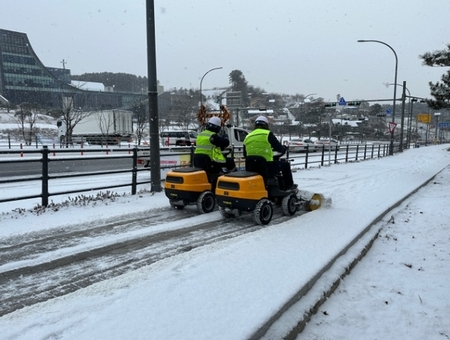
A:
169 200 186 210
281 193 299 216
196 191 216 214
253 199 273 225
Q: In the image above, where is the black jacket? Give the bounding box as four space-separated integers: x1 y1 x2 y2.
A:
210 131 230 150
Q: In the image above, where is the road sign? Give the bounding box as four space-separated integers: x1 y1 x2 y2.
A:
417 113 432 123
388 122 397 134
386 109 391 115
439 122 449 128
338 97 346 106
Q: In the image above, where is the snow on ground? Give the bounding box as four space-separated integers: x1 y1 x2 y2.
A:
0 145 449 339
297 169 450 340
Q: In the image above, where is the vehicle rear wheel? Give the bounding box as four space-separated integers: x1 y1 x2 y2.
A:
253 199 273 225
281 193 299 216
196 191 216 213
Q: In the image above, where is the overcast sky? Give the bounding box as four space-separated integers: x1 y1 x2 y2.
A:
2 0 450 103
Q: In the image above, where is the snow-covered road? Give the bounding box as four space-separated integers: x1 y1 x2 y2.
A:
0 145 449 339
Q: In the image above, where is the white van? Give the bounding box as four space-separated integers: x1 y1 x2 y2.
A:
160 130 197 146
137 126 249 167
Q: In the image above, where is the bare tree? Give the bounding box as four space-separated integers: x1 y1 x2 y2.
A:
96 110 114 144
171 92 198 130
59 95 93 147
131 101 148 145
9 102 40 145
0 99 14 113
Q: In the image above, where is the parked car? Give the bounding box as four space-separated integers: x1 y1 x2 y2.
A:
315 138 340 151
160 130 197 146
285 138 317 152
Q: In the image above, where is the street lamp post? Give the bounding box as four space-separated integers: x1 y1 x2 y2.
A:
398 81 407 151
199 67 223 107
146 0 162 192
409 98 418 146
385 81 409 151
385 83 428 148
358 39 398 155
434 112 441 143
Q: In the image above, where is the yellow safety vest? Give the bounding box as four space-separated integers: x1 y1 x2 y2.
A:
244 129 273 161
195 130 226 163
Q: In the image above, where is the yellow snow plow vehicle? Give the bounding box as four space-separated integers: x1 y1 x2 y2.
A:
215 155 326 225
164 105 328 219
164 167 217 213
164 105 239 213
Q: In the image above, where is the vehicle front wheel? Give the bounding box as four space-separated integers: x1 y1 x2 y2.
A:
281 193 299 216
253 199 273 225
196 191 216 213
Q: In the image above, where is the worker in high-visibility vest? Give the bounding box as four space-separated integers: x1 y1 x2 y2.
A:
194 117 236 173
244 115 296 190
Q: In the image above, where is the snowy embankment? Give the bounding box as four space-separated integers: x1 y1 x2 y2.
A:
0 145 449 340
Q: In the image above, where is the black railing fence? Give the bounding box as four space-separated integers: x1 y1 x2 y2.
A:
0 143 392 207
286 143 390 169
0 146 148 207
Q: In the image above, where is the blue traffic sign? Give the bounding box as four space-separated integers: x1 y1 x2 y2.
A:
386 109 392 115
438 122 449 128
338 97 346 106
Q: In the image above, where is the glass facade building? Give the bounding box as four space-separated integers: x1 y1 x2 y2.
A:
0 28 145 109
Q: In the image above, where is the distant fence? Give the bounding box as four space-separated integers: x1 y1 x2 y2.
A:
0 146 147 207
0 142 395 208
287 143 391 169
0 133 58 149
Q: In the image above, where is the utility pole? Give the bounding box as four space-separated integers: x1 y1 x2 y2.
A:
146 0 161 192
60 59 67 69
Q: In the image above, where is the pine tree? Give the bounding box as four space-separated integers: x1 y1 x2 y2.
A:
228 70 250 107
421 44 450 109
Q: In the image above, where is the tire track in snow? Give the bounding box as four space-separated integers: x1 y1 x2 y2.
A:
0 208 307 317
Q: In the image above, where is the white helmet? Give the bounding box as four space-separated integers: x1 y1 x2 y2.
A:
255 116 268 124
254 115 269 129
208 116 221 127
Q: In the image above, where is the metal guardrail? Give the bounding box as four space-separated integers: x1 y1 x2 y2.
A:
287 143 390 169
0 143 391 207
0 146 149 207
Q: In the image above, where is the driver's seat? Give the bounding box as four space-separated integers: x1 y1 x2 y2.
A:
245 156 277 187
245 156 268 176
193 154 222 189
193 154 213 172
